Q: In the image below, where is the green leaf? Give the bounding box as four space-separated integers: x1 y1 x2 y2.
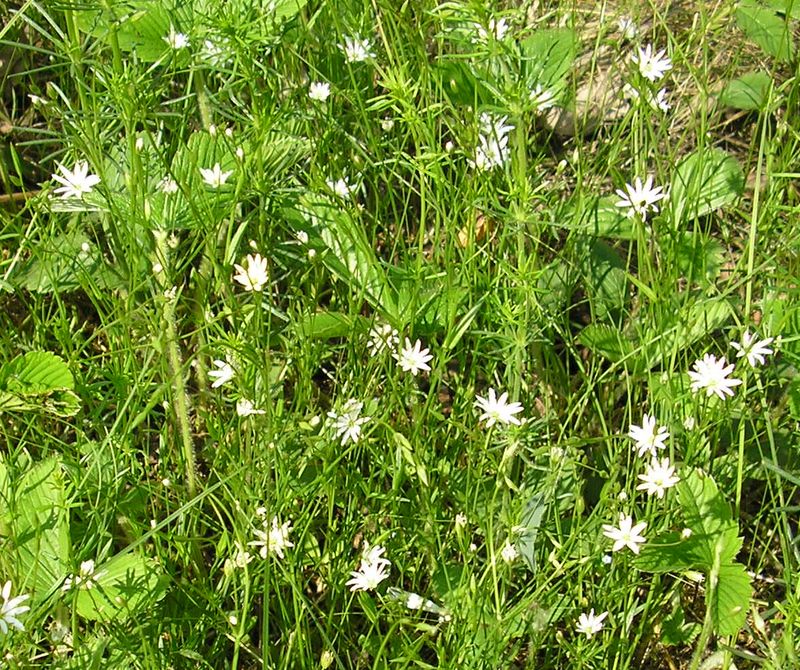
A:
14 229 103 294
0 352 81 417
520 28 578 90
578 240 628 321
295 311 356 339
74 553 167 622
736 1 796 62
432 60 491 107
12 458 70 597
578 324 635 363
635 532 710 572
765 0 800 19
516 492 548 573
661 601 701 647
578 197 636 239
671 231 726 286
719 71 773 110
712 563 752 635
669 148 744 225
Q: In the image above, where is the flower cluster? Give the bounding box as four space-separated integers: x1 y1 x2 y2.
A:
473 113 513 171
346 543 391 592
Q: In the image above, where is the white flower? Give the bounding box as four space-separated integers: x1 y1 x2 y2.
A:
631 44 672 81
368 322 400 355
602 513 647 554
500 539 518 564
614 175 666 220
327 399 370 445
731 331 774 367
163 25 189 49
0 581 30 634
326 176 354 199
157 176 179 194
627 413 669 458
688 354 743 399
651 88 670 112
249 516 294 560
575 609 608 638
637 457 680 498
231 542 255 568
51 160 101 199
394 338 433 376
617 17 637 40
236 399 265 417
473 113 513 171
346 544 391 592
474 388 524 427
529 84 558 111
475 17 509 41
308 81 331 102
233 253 269 292
63 559 105 591
199 163 233 188
209 357 235 389
340 35 374 63
200 38 230 66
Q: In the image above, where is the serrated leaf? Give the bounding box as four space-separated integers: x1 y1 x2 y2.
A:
712 563 752 635
73 553 167 622
12 458 70 597
635 532 710 572
669 149 744 225
736 1 795 62
578 324 635 362
14 229 102 294
661 602 701 647
1 352 74 394
520 28 578 90
719 71 773 110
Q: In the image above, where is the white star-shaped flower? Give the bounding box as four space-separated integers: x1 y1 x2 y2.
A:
51 160 101 199
614 175 666 220
627 413 669 458
249 516 294 560
688 354 743 399
308 81 331 102
327 399 370 445
575 609 608 638
474 388 524 427
730 331 774 367
233 253 269 292
236 399 266 417
163 25 190 49
637 457 680 498
339 35 374 63
0 581 30 634
199 163 233 188
631 44 672 81
394 338 433 376
602 513 647 554
346 544 391 592
209 357 235 389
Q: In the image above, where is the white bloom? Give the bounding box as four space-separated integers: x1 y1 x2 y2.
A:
368 322 400 355
688 354 743 399
731 331 774 367
500 539 518 563
475 17 509 41
617 17 637 40
249 516 294 560
157 176 179 194
163 25 190 50
381 117 395 132
51 160 101 199
209 357 235 389
576 609 608 638
406 592 424 609
0 581 30 634
236 399 265 417
229 542 255 569
651 88 670 112
326 176 354 199
346 544 391 592
474 388 524 427
602 513 647 554
631 44 672 81
200 38 230 66
473 113 513 171
308 81 331 102
327 399 370 445
394 338 433 376
614 175 666 220
627 413 669 458
529 84 557 111
340 35 374 63
199 163 233 188
63 559 105 591
637 457 680 498
233 253 269 292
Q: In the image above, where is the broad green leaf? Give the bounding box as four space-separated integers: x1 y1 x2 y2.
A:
719 71 773 110
392 431 428 488
634 532 710 573
295 311 356 339
299 195 397 319
1 351 74 393
765 0 800 18
537 259 574 313
14 229 103 294
736 1 796 62
672 231 726 286
12 458 70 597
577 324 635 363
273 0 308 22
669 148 744 225
674 298 734 352
712 563 752 635
579 240 628 321
578 197 636 239
74 553 167 622
432 60 491 107
516 492 547 573
661 601 701 647
520 28 578 90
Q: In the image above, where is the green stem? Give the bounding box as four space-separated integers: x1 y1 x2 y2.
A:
689 542 723 670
